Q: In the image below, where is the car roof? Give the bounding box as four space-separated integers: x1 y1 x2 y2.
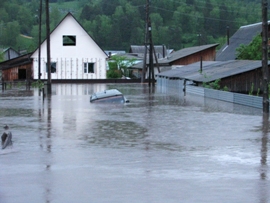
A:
92 89 123 100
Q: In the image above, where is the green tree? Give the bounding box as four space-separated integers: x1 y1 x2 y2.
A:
1 21 20 47
17 7 34 35
236 34 262 60
5 3 20 22
50 7 61 28
108 55 136 78
107 61 122 79
0 52 4 62
31 23 46 48
100 0 125 16
80 4 102 21
0 9 8 23
92 15 113 49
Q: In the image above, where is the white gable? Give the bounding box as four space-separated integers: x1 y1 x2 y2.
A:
31 13 108 80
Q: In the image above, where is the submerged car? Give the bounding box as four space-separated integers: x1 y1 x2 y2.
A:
90 89 129 103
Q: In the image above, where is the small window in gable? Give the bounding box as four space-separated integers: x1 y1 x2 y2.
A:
84 63 95 73
63 35 76 46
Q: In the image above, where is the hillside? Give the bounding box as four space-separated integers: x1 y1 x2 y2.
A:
0 0 264 53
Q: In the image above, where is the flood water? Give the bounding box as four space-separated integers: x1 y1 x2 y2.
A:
0 83 269 203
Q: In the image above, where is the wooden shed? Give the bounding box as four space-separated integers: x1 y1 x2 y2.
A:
130 44 219 79
0 53 33 81
156 60 270 93
158 44 219 66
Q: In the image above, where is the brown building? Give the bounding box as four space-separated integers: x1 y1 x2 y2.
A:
157 44 219 66
0 53 33 81
130 44 219 78
156 60 270 93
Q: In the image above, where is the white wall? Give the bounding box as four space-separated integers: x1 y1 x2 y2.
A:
31 14 108 80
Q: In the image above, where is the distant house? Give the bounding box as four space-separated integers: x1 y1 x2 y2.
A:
31 12 108 80
129 45 169 58
158 44 219 66
156 60 270 93
0 47 20 61
216 22 270 61
105 50 126 58
130 44 219 79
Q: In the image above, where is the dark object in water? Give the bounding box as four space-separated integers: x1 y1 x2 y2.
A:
90 89 129 103
2 126 13 149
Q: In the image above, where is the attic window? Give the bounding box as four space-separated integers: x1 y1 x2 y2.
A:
63 35 76 46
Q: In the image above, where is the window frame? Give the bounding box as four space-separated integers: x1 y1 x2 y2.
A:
63 35 76 46
46 62 57 73
84 62 95 73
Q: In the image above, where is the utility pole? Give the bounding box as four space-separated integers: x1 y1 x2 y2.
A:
141 2 148 83
148 19 154 86
46 0 51 94
38 0 42 80
197 34 201 46
226 26 230 45
142 0 155 86
141 0 149 83
262 0 269 113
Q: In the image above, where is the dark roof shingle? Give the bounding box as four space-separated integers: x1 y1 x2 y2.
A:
216 22 267 61
156 60 267 83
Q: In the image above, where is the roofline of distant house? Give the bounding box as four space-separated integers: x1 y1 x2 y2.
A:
240 20 270 29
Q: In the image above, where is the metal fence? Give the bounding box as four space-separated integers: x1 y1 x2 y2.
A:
156 78 263 109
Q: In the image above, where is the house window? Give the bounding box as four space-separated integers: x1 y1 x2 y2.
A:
84 63 95 73
63 35 76 46
46 62 56 73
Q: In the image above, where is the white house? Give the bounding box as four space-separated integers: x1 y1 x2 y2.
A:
31 12 108 80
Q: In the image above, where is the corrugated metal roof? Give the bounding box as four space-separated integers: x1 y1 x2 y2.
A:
129 45 167 58
216 22 269 61
156 60 268 83
158 44 219 65
130 44 219 69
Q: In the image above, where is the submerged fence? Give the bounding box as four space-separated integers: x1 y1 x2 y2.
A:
156 78 263 109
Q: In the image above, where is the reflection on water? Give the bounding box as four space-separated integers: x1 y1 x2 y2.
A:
0 83 269 203
259 113 269 203
261 113 268 179
88 120 148 148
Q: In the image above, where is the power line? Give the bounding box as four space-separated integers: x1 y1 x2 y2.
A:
165 0 261 15
150 5 259 24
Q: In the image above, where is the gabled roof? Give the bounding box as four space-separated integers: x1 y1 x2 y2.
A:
31 12 107 58
129 45 168 58
130 44 219 69
158 44 219 65
216 22 270 61
1 47 17 53
0 53 33 70
156 60 269 83
0 47 20 60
